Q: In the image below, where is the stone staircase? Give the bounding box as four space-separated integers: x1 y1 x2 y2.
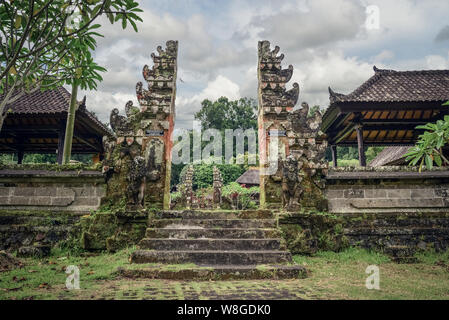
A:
120 210 307 280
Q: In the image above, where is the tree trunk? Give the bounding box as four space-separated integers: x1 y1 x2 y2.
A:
62 84 79 165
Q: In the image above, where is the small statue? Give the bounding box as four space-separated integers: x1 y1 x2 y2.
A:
126 156 146 209
282 155 304 210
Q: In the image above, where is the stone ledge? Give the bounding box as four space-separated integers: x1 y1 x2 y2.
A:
326 170 449 180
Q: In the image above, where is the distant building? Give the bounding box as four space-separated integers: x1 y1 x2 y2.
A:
236 168 259 187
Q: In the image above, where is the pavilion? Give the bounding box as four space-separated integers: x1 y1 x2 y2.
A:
0 87 112 164
322 67 449 166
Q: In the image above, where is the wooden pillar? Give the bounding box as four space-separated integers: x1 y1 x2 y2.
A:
356 125 366 166
57 119 66 165
331 145 337 167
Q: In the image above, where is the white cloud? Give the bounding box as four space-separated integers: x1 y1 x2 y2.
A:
176 75 241 128
293 50 374 108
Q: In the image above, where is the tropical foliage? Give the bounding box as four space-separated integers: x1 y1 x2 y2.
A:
406 101 449 170
0 0 143 130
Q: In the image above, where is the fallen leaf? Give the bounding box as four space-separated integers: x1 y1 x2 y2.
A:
87 271 95 275
28 270 37 273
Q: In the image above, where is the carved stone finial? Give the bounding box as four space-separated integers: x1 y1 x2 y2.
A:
213 166 223 209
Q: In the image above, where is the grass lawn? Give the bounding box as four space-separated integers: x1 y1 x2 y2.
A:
1 247 448 300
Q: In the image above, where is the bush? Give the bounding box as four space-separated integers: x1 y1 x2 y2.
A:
222 182 259 210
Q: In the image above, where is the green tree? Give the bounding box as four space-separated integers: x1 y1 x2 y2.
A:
194 97 257 131
406 101 449 170
0 0 143 132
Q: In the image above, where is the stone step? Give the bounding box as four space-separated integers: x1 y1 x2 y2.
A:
117 264 308 280
130 250 292 265
145 228 281 239
138 238 282 251
153 210 274 220
151 218 277 229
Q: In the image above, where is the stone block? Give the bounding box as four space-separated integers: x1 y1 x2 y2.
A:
73 186 95 197
0 187 11 197
0 196 10 205
56 188 75 198
343 189 364 198
364 189 387 198
51 197 75 206
8 196 30 205
36 187 57 197
29 196 52 206
410 189 436 199
325 189 344 199
73 197 100 207
350 198 446 209
386 189 411 199
12 187 35 197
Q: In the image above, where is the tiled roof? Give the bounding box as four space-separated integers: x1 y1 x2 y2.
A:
1 87 112 136
329 66 449 104
236 168 260 185
369 146 411 167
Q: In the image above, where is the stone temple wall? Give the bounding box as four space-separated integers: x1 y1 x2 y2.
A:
326 167 449 214
0 169 105 212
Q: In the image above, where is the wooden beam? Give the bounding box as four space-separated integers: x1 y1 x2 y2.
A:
332 123 357 144
356 125 366 167
73 133 101 151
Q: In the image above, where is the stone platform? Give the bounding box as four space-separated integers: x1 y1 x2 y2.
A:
121 210 308 280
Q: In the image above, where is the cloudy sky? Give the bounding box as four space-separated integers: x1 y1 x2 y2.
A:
80 0 449 129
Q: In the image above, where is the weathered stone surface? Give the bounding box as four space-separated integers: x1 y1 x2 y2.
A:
139 239 281 251
279 211 449 259
145 228 281 239
118 264 308 280
257 41 327 210
326 171 449 214
130 250 292 265
0 170 105 212
151 218 277 229
17 245 51 258
154 210 275 220
103 41 178 210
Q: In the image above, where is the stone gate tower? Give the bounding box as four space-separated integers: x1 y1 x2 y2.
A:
258 41 328 210
257 41 299 208
102 41 178 210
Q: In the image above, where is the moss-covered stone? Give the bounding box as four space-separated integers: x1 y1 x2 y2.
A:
79 210 147 252
279 212 349 254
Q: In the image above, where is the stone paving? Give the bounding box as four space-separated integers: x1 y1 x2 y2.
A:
62 279 320 300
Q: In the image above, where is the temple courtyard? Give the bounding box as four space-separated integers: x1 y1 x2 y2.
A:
1 247 448 300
